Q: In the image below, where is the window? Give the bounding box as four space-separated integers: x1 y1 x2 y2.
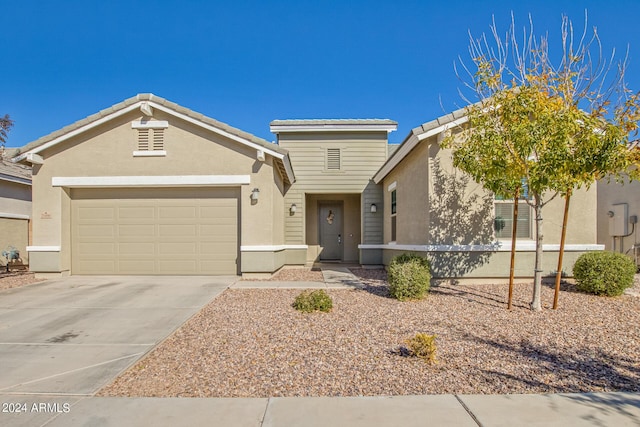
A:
326 148 341 170
494 198 531 239
391 189 397 241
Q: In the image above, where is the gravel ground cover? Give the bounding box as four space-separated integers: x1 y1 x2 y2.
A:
256 267 324 282
100 269 640 398
0 271 44 291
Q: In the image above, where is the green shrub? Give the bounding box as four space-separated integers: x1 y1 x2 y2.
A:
405 333 437 364
388 253 431 301
573 251 636 296
293 289 333 313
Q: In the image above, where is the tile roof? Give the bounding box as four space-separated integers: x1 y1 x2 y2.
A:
15 94 288 157
0 150 31 183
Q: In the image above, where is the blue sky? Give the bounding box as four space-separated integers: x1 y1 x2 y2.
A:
3 0 640 147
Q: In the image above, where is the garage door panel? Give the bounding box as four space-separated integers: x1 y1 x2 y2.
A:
72 189 239 275
78 242 116 255
118 206 155 219
119 242 155 255
158 260 199 274
159 206 197 219
200 205 236 217
77 207 115 220
118 224 156 237
199 224 237 236
158 242 197 255
118 260 157 274
78 224 115 238
78 260 117 274
201 260 237 275
159 224 197 237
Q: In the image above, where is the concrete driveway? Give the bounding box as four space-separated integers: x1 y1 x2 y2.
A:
0 276 235 396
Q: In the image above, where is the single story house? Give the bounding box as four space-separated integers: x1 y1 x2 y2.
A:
0 151 32 268
12 94 603 278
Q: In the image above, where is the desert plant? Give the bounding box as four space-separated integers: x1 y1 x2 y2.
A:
573 251 636 296
292 289 333 313
405 333 437 363
388 253 431 301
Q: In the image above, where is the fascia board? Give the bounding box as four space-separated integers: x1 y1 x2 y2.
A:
0 174 31 186
16 103 143 159
51 175 251 188
270 124 398 133
149 103 284 159
373 116 469 184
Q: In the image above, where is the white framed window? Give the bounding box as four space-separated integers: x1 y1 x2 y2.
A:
390 188 397 242
494 200 532 239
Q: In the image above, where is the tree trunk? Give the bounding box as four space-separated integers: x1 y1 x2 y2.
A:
553 190 571 309
530 196 543 311
507 188 520 310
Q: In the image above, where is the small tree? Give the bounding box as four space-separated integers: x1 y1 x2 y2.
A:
449 13 639 310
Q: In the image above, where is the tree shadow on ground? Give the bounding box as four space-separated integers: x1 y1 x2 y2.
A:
564 393 640 425
427 159 497 279
428 282 528 309
468 333 640 394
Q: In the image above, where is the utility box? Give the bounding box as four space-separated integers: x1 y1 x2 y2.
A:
609 203 629 237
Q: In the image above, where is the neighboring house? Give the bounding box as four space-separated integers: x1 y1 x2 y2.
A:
12 94 603 278
0 151 32 268
596 140 640 268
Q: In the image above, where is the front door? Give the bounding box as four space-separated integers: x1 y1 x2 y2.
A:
319 202 343 260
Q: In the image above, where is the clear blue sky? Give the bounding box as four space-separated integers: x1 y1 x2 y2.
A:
3 0 640 147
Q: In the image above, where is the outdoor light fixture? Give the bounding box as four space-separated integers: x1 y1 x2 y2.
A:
370 203 377 213
290 203 297 214
251 188 260 202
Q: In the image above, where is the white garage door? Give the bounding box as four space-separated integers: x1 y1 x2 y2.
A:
71 188 239 275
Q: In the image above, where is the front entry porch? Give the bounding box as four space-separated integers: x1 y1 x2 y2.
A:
305 193 362 264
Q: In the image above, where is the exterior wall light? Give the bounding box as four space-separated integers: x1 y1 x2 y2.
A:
251 188 260 202
370 203 377 213
290 203 297 214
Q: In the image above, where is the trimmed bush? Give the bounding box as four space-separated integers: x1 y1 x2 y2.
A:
405 333 437 364
293 289 333 313
573 251 636 296
388 253 431 301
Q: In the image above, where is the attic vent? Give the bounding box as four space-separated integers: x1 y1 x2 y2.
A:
138 129 150 150
152 128 164 150
327 148 341 170
137 128 164 151
131 120 169 156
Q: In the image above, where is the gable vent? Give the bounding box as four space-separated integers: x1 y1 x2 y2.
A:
327 148 341 170
138 129 150 150
152 128 164 150
137 128 164 151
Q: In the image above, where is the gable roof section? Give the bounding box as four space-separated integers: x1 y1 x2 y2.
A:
12 94 295 185
270 119 397 133
373 106 468 183
0 153 31 185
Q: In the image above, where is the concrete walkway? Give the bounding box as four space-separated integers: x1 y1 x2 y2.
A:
2 392 639 426
2 270 640 426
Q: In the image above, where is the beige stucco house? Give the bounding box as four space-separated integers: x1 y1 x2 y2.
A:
0 152 31 268
368 108 603 280
13 94 604 278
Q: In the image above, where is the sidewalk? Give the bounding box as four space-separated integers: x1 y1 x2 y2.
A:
2 392 639 426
